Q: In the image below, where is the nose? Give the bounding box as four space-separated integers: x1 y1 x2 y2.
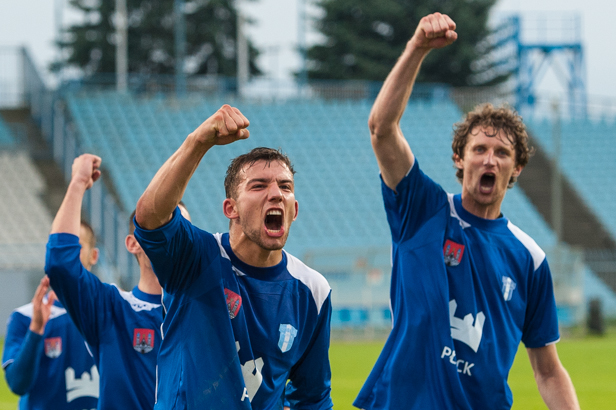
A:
267 184 283 201
483 150 496 166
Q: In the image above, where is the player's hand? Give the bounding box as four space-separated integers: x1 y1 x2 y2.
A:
409 13 457 51
71 154 102 190
191 104 250 147
29 276 57 335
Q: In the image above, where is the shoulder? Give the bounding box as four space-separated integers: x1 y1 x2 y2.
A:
505 221 546 271
284 252 331 314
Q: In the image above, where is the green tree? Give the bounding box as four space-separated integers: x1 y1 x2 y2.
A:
306 0 501 86
55 0 260 77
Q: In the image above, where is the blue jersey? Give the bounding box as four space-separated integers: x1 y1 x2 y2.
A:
2 301 98 410
134 207 333 410
45 233 163 410
354 160 560 410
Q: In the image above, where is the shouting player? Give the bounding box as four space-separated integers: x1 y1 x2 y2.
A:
354 13 579 410
3 222 99 409
45 153 189 409
134 105 333 409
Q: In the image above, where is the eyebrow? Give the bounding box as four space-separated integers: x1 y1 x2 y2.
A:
246 178 294 185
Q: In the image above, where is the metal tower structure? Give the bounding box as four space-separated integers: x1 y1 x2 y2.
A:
491 14 587 118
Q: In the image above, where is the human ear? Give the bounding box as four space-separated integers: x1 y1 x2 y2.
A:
223 198 239 220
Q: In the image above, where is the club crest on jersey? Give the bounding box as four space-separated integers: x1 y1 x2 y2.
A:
278 324 298 353
443 239 465 267
224 288 242 319
133 328 154 354
44 337 62 358
502 276 517 301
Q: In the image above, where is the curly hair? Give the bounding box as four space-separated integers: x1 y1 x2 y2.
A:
452 103 532 188
224 147 296 199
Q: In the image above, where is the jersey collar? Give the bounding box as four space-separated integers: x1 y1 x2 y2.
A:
220 233 289 281
453 193 509 232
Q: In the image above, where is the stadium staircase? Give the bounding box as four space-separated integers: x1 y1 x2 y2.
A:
520 119 616 294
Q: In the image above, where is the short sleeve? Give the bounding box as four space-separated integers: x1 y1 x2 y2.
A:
382 159 449 243
521 258 560 348
134 206 222 295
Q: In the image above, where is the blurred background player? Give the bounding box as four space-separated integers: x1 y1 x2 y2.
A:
354 12 579 410
45 153 189 410
134 105 333 409
2 221 99 410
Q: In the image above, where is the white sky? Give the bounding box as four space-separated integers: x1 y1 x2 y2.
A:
0 0 615 98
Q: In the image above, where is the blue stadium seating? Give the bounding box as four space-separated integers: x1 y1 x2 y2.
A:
66 92 557 257
66 92 616 325
0 116 16 147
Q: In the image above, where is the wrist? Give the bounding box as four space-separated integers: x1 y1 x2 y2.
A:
67 179 89 194
405 39 432 58
29 323 44 335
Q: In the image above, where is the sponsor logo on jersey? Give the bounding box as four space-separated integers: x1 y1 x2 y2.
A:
133 328 155 354
44 337 62 358
237 341 263 403
443 239 465 267
224 288 242 319
502 276 517 301
278 324 298 353
449 299 485 353
66 365 100 402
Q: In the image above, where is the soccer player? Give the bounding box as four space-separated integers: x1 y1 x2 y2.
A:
3 222 99 410
45 153 189 409
133 104 333 409
354 13 580 410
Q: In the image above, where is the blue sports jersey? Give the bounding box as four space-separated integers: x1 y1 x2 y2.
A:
45 233 163 410
354 160 560 410
134 207 333 410
2 300 98 410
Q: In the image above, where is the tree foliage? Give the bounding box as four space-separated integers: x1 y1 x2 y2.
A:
306 0 499 86
55 0 260 77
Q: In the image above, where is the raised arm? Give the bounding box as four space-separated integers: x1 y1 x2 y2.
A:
50 154 101 236
370 12 457 189
136 104 249 230
4 277 57 395
527 345 580 410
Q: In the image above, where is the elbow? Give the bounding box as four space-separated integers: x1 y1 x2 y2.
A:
368 115 396 144
5 372 28 396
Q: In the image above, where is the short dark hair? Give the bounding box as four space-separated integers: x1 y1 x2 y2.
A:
224 147 296 199
452 103 532 188
80 219 96 247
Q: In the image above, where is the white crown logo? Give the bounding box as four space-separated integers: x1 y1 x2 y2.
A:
449 299 485 353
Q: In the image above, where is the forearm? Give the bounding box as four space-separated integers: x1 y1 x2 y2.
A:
369 42 429 139
5 330 43 395
137 134 212 230
535 366 579 410
50 181 87 236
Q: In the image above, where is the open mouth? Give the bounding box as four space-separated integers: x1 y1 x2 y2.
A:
265 209 283 233
479 173 495 193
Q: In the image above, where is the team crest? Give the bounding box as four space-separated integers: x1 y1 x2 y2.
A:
133 328 154 354
278 324 298 353
44 337 62 358
502 276 517 301
224 289 242 319
443 240 465 267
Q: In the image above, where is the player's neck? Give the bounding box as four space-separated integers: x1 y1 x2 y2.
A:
229 233 283 268
460 193 503 220
137 268 162 295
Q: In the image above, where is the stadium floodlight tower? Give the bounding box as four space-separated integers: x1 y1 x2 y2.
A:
508 13 587 119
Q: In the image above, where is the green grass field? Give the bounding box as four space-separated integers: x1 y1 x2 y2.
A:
0 334 614 409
